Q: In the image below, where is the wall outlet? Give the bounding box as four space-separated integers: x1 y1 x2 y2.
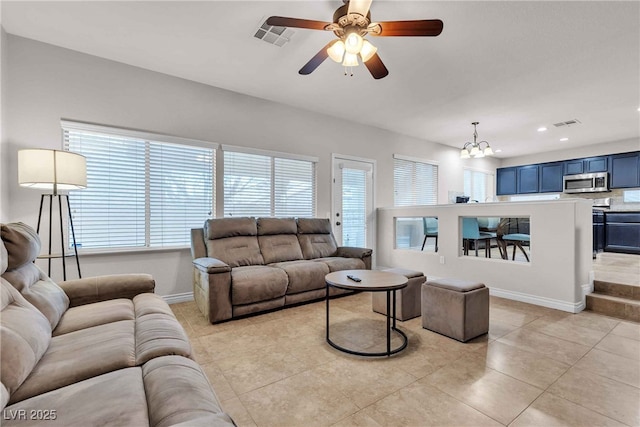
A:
439 256 445 264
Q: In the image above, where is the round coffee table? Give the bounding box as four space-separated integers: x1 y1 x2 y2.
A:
325 270 408 357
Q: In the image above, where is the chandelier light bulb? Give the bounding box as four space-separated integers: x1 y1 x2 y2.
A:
483 146 494 156
342 52 359 67
359 40 377 62
469 145 480 157
460 149 471 159
327 41 346 63
345 32 364 55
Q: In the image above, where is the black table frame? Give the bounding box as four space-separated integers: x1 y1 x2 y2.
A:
325 283 408 357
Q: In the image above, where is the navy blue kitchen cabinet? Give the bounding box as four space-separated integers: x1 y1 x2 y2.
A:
563 156 608 175
593 210 605 256
496 151 639 196
496 167 517 195
610 152 640 188
517 165 539 194
605 212 640 254
564 159 584 175
585 156 609 173
539 162 564 193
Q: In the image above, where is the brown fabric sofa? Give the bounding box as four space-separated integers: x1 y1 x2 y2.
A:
0 222 234 426
191 217 372 323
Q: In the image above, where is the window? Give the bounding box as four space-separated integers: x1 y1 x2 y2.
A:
223 147 316 217
464 168 495 202
63 122 215 250
393 154 438 206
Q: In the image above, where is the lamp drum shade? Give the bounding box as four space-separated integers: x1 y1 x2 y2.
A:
19 149 87 191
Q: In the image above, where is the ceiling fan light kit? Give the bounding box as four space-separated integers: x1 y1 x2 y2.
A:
460 122 495 159
266 0 443 79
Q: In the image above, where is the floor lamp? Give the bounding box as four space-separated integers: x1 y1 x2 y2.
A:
18 149 87 280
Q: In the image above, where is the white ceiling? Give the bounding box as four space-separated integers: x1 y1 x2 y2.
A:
2 1 639 158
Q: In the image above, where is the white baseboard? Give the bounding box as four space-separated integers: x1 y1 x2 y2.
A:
163 292 194 304
489 287 584 313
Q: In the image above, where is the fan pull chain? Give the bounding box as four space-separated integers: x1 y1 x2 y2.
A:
344 66 355 77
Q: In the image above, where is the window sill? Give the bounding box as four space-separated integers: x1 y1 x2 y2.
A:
76 246 191 256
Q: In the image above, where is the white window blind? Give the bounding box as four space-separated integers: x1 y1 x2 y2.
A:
464 169 495 202
149 142 215 246
223 150 316 217
64 126 215 250
393 156 438 206
274 158 315 217
341 167 367 247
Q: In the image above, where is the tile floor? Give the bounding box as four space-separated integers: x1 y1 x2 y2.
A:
170 293 640 427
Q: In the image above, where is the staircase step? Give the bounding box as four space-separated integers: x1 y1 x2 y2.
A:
586 293 640 322
593 280 640 301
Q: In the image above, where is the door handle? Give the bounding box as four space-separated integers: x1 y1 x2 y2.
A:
336 222 341 226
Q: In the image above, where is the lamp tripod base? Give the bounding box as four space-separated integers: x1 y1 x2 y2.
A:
36 194 81 281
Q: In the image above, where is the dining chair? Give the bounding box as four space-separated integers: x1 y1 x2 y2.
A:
462 217 494 257
497 218 530 261
421 217 438 252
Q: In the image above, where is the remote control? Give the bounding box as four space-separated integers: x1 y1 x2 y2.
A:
347 275 361 282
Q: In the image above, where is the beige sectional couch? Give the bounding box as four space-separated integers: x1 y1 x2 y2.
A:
191 217 372 323
1 222 234 426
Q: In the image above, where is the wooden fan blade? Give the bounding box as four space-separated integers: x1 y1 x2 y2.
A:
266 16 331 31
362 53 389 79
347 0 373 17
299 40 338 75
369 19 443 36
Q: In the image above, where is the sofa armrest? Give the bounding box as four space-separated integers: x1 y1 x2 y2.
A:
192 259 233 323
337 246 372 270
58 274 155 307
193 257 232 274
336 246 373 259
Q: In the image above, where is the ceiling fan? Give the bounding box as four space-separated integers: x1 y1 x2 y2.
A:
266 0 443 79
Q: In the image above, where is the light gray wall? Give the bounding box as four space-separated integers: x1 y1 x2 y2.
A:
500 137 639 168
3 34 500 296
1 27 8 222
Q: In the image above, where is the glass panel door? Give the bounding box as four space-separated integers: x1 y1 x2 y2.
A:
332 157 374 248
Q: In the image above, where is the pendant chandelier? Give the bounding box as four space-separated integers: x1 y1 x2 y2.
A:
460 122 494 159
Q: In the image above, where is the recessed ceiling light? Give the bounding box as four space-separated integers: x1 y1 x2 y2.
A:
560 138 569 142
537 127 547 132
637 107 640 112
494 149 502 153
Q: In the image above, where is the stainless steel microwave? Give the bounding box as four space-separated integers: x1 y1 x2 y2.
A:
563 172 609 194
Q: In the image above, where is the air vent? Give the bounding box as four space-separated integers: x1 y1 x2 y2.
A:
553 119 582 128
254 19 294 47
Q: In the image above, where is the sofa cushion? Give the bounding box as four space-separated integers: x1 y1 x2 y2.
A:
259 235 304 264
134 294 192 365
52 299 135 336
205 217 257 240
298 234 338 260
297 218 332 234
3 367 149 427
143 356 233 427
314 257 365 272
2 263 70 330
10 320 136 403
0 280 51 405
231 265 288 305
206 236 264 268
257 217 297 235
0 223 39 270
1 223 70 329
270 260 329 294
1 241 8 274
